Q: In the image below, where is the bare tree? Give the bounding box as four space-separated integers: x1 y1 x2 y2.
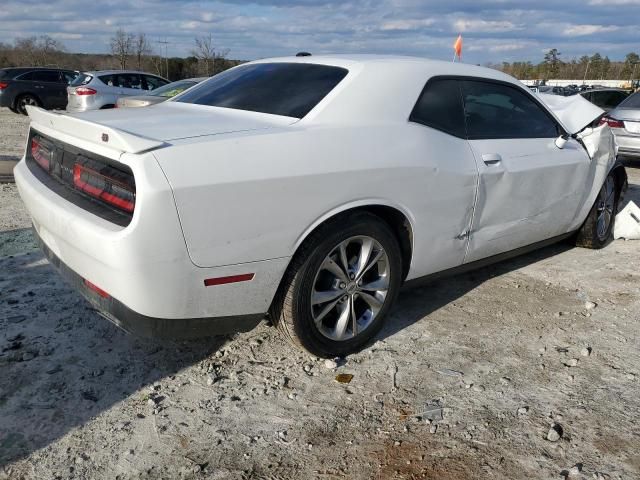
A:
12 35 65 66
192 34 228 76
134 33 151 71
110 28 134 70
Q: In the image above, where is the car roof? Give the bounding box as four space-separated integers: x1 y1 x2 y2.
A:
253 54 511 78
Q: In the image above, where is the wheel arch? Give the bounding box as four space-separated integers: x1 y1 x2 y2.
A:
13 91 42 110
292 200 415 281
610 162 628 201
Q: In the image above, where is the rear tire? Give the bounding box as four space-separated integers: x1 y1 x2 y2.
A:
15 94 41 115
575 172 618 249
271 212 402 357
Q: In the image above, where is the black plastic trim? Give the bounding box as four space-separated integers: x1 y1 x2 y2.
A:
403 232 575 290
35 228 265 339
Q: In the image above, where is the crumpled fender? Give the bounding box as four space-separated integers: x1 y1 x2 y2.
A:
569 124 618 231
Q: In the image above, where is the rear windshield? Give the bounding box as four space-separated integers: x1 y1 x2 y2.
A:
174 63 349 118
619 91 640 109
70 73 92 86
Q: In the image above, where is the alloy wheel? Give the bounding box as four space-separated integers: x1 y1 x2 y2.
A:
311 236 390 341
596 176 615 241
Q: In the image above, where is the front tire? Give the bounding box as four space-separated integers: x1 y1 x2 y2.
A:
271 212 402 357
576 173 618 249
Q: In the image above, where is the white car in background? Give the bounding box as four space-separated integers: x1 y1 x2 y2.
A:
15 55 626 357
67 70 170 112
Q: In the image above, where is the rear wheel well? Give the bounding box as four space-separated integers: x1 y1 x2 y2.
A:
298 205 413 281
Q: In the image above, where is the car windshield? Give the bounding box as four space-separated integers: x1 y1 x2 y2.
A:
174 62 349 118
70 73 92 87
151 80 198 98
619 92 640 109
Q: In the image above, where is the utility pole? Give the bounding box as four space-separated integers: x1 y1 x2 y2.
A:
582 59 591 85
157 39 169 79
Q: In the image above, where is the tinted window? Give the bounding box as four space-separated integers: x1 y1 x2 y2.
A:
24 71 61 82
462 81 558 139
619 91 640 108
143 75 167 91
591 91 628 110
410 79 465 138
62 71 79 84
175 63 348 118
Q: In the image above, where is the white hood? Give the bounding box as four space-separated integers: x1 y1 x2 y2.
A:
537 93 604 135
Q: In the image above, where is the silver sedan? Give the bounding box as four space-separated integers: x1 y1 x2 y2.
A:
116 78 207 108
602 91 640 159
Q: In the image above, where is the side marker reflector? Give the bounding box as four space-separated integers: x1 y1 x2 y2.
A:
83 279 110 298
204 273 255 287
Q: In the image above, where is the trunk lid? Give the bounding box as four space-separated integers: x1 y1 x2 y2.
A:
71 102 298 142
27 102 298 154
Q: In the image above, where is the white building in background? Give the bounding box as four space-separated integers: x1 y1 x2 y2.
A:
520 79 630 88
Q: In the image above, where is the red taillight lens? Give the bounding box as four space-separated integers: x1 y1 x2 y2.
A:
75 87 97 96
599 116 624 129
31 137 52 171
73 164 135 213
0 82 8 90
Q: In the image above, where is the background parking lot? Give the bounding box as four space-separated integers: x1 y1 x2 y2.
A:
1 106 639 479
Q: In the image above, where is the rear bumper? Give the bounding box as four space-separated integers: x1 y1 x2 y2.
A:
34 228 264 339
14 154 289 339
612 131 640 157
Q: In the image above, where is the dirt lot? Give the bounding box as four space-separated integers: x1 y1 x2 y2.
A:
0 106 639 480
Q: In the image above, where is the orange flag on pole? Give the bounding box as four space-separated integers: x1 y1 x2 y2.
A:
453 34 463 61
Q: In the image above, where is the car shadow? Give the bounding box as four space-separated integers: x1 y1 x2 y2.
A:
377 241 574 344
0 248 228 467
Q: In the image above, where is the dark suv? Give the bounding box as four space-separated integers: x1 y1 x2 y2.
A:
0 67 78 115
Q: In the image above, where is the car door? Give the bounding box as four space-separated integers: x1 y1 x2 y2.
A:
461 79 591 263
407 78 479 275
33 70 65 108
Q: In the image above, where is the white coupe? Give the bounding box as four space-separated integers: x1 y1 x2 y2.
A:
15 55 627 357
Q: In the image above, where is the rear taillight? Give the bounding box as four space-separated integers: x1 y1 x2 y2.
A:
73 164 135 213
0 82 8 90
599 116 624 129
75 87 97 96
31 136 53 171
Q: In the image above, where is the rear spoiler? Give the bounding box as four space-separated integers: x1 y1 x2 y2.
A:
26 106 166 154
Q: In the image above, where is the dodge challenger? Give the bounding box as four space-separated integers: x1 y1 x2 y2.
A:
14 55 626 357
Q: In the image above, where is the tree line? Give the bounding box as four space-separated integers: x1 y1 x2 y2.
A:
493 49 640 81
0 31 241 81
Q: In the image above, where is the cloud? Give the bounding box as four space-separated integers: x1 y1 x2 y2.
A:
1 0 640 63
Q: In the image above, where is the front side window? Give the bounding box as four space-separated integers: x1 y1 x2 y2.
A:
174 62 349 119
410 78 466 138
151 80 197 97
462 80 559 139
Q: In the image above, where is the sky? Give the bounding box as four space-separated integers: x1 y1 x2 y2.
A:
2 0 640 63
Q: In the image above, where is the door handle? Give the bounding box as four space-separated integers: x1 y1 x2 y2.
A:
482 153 502 165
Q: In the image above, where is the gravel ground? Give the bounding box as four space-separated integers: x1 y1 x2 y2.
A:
0 109 29 181
1 106 639 479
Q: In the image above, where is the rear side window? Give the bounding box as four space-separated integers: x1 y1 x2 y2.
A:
410 79 466 138
461 80 559 139
175 63 348 118
18 71 58 82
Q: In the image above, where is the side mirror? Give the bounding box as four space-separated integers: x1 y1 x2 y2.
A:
555 135 568 149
